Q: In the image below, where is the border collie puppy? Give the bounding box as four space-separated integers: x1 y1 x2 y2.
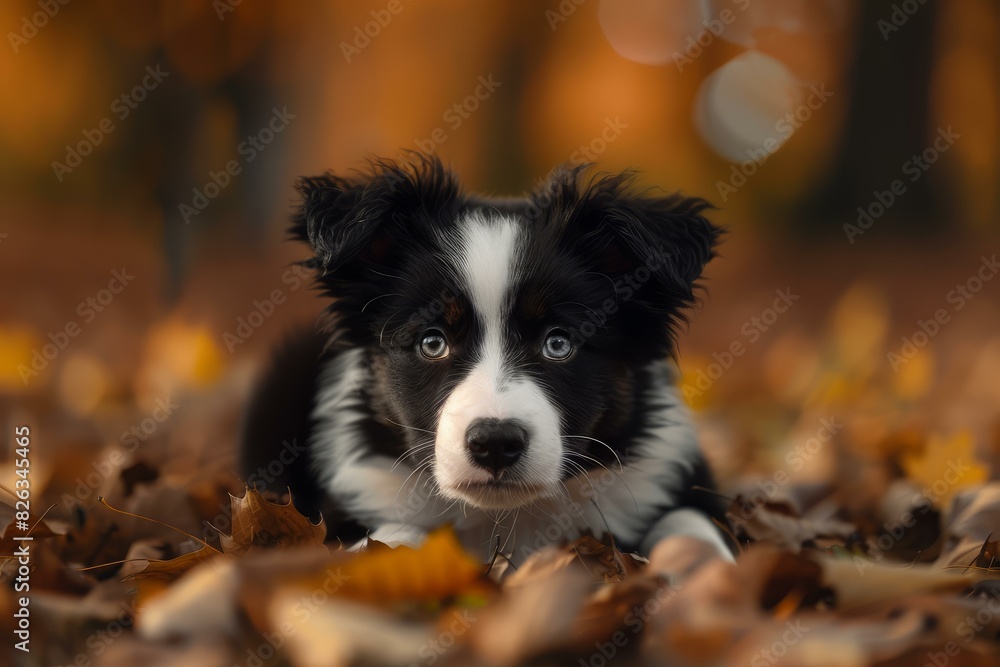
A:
240 154 731 564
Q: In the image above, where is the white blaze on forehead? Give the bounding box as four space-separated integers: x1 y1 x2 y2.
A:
455 213 520 365
435 212 563 499
447 212 521 421
451 213 521 410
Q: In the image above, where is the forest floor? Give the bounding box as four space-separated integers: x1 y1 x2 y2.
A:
3 219 1000 666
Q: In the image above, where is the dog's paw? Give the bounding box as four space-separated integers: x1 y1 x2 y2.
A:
640 508 734 563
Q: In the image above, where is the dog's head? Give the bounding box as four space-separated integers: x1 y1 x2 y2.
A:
295 155 721 510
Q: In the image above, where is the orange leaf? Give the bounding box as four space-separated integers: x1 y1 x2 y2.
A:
302 527 489 606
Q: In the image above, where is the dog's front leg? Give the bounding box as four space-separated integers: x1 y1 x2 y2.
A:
639 508 734 562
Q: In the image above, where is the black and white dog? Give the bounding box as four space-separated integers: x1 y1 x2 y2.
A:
240 155 732 563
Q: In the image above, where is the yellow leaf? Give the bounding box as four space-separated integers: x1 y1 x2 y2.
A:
830 283 888 370
0 325 40 391
901 430 987 505
891 346 934 401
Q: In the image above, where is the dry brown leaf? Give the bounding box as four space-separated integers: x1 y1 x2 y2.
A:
470 568 592 666
727 494 857 552
868 478 943 562
0 510 60 558
573 574 673 650
118 460 159 496
4 539 93 595
647 557 759 665
968 536 1000 570
219 486 326 557
138 558 241 641
818 554 974 611
270 593 435 667
122 546 219 584
938 483 1000 568
504 536 644 589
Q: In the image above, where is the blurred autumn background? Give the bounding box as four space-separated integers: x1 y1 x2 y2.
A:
2 0 1000 627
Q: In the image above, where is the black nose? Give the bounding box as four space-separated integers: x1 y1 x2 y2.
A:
465 418 528 475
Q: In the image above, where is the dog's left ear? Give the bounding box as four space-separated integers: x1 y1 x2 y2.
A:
535 166 724 317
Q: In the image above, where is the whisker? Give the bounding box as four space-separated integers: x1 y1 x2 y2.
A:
565 450 617 476
391 455 434 516
561 434 624 473
385 418 436 435
389 442 434 471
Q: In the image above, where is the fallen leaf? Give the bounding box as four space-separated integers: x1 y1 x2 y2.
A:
504 536 644 589
901 431 987 506
122 545 219 584
727 494 857 551
330 527 490 605
219 486 326 557
138 557 241 641
0 509 60 558
938 483 1000 568
470 568 592 666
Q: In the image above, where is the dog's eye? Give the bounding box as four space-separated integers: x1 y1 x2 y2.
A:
542 329 574 361
418 330 449 360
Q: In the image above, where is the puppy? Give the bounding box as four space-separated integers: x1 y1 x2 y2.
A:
240 155 731 563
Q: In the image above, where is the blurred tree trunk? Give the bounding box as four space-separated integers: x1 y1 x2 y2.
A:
800 0 943 233
481 4 551 193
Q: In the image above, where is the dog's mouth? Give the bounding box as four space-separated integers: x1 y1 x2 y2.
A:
446 479 550 510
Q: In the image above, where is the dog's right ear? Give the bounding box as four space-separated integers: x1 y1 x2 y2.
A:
290 154 462 285
291 172 380 274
